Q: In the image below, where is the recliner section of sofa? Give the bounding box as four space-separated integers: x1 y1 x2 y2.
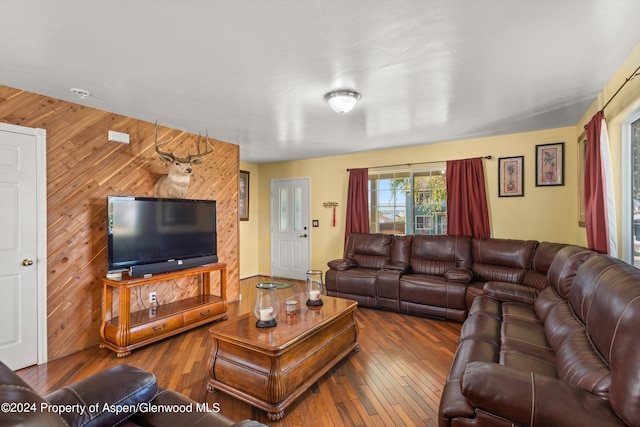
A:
326 233 399 308
397 235 472 321
326 233 581 321
438 247 640 427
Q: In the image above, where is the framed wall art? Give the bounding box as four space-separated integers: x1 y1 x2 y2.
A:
498 156 524 197
239 170 250 221
536 142 564 186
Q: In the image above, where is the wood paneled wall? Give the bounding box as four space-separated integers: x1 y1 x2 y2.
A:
0 85 239 360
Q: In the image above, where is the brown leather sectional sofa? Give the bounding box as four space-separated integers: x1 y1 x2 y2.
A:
327 233 640 427
326 233 567 321
0 362 265 427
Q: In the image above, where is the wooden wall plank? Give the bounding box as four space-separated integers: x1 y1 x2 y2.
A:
0 85 239 360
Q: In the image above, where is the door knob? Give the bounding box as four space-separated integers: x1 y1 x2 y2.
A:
299 234 308 238
22 259 34 266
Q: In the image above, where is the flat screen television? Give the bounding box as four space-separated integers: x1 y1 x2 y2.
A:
107 196 218 276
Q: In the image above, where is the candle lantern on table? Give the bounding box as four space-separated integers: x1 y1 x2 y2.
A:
306 270 325 306
253 282 279 328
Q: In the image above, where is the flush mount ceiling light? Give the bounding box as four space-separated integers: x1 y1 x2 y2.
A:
70 88 91 99
324 89 361 114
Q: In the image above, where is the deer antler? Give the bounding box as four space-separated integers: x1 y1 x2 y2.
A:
154 121 175 162
187 132 215 164
154 121 214 164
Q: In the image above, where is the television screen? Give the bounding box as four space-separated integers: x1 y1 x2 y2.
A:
107 196 217 273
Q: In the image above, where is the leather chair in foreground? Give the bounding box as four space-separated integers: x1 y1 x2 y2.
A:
0 361 265 427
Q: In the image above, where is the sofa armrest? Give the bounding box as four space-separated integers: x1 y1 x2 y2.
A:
383 261 409 272
482 281 539 305
0 360 66 426
132 388 266 427
327 258 356 271
45 365 157 427
462 362 626 427
444 268 472 283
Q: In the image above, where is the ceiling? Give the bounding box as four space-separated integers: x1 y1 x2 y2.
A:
1 1 639 164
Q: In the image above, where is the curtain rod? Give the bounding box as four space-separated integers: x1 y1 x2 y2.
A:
584 64 640 129
346 155 492 172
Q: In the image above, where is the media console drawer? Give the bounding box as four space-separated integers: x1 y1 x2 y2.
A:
129 314 184 343
183 302 225 326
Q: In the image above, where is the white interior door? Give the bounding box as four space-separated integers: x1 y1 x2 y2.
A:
0 123 47 370
270 178 310 280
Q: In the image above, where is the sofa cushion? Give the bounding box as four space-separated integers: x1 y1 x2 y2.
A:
501 312 555 364
576 256 640 426
328 268 378 297
468 294 501 318
460 311 501 342
542 256 618 400
547 245 594 299
543 301 585 352
390 234 412 267
500 350 558 378
569 255 625 326
344 233 393 265
522 241 567 290
483 281 540 305
501 301 541 324
352 254 388 269
534 286 565 322
409 235 472 275
472 263 526 284
472 238 538 268
471 238 538 283
553 328 611 397
399 275 466 311
461 362 628 427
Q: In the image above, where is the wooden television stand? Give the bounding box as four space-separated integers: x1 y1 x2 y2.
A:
100 263 228 357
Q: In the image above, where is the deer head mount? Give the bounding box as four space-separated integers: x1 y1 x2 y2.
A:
153 121 214 198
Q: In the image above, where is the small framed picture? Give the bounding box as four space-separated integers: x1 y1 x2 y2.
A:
498 156 524 197
239 170 249 221
536 142 564 186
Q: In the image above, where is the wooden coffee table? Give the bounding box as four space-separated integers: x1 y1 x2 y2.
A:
207 294 359 420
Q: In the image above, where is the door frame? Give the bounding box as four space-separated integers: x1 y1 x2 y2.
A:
270 177 311 279
622 108 640 265
0 123 48 365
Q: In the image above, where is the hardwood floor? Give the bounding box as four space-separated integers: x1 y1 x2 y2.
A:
16 276 461 426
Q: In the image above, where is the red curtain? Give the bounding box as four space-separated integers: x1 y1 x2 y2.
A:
584 111 608 253
446 157 491 238
345 168 369 242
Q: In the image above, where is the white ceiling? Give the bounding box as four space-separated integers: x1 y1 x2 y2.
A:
1 1 639 164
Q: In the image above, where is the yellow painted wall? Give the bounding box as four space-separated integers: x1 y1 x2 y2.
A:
239 161 261 278
251 126 579 275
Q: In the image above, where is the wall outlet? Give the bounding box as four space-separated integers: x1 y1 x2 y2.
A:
150 292 157 303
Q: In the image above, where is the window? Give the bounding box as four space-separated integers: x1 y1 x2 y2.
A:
631 116 640 267
622 109 640 266
369 166 447 235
